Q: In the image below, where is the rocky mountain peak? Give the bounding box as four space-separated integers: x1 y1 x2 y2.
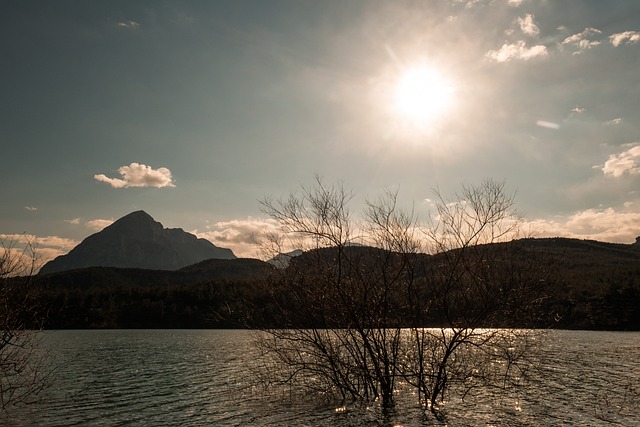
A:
39 211 236 274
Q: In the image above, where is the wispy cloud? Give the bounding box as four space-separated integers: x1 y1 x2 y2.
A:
116 20 140 30
517 14 540 37
94 163 175 189
562 27 602 53
0 234 78 251
486 40 548 62
601 144 640 178
536 120 560 130
35 235 78 250
1 233 34 245
603 118 623 126
609 31 640 47
457 0 482 9
1 233 77 251
65 217 114 231
507 0 523 6
24 206 38 211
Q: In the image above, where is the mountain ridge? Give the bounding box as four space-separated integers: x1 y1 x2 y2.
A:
29 235 640 330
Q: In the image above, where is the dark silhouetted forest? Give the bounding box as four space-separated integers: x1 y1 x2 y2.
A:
18 238 640 330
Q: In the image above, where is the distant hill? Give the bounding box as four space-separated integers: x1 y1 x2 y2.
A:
178 257 275 282
37 258 273 289
33 257 274 329
39 211 235 274
280 238 640 330
29 236 640 330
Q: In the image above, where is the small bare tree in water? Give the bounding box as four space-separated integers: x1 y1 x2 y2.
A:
401 180 549 410
255 177 550 413
255 179 413 407
0 237 49 411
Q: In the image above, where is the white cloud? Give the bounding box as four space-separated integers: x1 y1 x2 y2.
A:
507 0 523 6
94 163 175 189
609 31 640 47
116 20 140 30
601 145 640 178
65 218 81 225
562 27 602 53
86 219 114 231
525 206 640 244
24 206 37 211
486 40 548 62
517 14 539 37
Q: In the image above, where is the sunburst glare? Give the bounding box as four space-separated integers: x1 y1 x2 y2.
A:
393 65 454 127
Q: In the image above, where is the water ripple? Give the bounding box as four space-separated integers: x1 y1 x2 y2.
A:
2 330 639 426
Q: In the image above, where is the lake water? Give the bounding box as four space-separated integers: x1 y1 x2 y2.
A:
3 330 639 426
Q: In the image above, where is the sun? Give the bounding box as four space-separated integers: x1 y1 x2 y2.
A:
393 66 454 126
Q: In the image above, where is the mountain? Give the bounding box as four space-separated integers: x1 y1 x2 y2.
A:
268 249 304 268
39 211 235 274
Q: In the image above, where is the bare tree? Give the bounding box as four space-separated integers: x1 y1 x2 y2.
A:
401 179 550 411
255 177 418 408
254 177 550 414
0 237 49 411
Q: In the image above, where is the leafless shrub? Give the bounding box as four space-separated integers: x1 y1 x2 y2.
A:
0 237 50 411
254 177 550 414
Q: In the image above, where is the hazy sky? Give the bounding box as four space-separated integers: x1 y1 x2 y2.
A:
2 0 640 260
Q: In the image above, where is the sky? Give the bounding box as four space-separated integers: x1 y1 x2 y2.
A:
2 0 640 262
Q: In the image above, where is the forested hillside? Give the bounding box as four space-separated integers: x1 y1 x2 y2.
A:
24 237 640 330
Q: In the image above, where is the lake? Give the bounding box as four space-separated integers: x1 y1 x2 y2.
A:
3 330 639 426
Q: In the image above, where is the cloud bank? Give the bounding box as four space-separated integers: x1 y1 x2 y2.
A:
1 233 79 269
194 217 285 259
94 163 175 189
526 206 640 244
